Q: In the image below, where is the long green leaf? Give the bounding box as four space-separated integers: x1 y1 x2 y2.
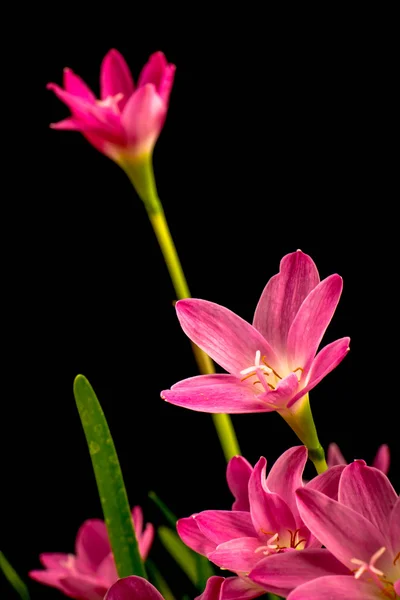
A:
73 374 146 578
158 526 198 585
146 559 176 600
0 552 30 600
149 490 177 529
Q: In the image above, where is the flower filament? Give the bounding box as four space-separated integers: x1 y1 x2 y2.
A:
351 547 398 599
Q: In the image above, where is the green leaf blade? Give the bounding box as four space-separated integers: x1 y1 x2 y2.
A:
0 552 30 600
73 374 146 579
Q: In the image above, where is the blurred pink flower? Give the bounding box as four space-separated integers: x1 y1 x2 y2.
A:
48 50 175 162
327 442 390 474
29 506 153 599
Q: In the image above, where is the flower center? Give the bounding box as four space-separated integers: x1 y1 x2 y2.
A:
240 351 303 393
255 529 307 557
351 547 399 599
96 93 124 114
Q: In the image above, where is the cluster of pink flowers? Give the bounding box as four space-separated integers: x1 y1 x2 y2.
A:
36 49 399 600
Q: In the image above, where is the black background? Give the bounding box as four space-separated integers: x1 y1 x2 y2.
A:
2 7 398 599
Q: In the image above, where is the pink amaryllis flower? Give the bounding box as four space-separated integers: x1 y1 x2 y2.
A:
286 460 399 599
161 251 349 437
47 50 175 162
29 506 154 600
327 442 390 474
104 575 240 600
178 446 347 599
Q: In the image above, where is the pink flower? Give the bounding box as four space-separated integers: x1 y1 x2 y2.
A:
178 447 347 598
47 50 175 162
327 442 390 474
29 506 154 599
286 461 399 599
161 251 349 418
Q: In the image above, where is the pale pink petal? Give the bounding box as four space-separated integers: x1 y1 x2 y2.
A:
75 519 111 572
208 537 263 572
138 523 154 560
175 299 281 376
253 251 320 355
261 373 299 409
296 488 388 570
195 511 256 545
288 337 350 407
195 575 224 600
227 455 253 511
29 569 67 590
177 516 217 556
305 465 345 501
96 553 118 587
327 443 347 467
221 576 266 599
105 576 164 600
39 553 70 570
395 580 400 594
121 84 166 151
63 68 96 102
100 49 134 109
265 446 307 522
287 575 379 600
287 274 343 372
58 574 107 600
249 549 349 598
162 375 272 414
372 444 390 474
249 457 296 536
50 117 82 130
389 496 400 556
339 461 397 541
137 52 176 104
131 506 143 537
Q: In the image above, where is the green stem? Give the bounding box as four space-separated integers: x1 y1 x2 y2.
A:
122 157 240 461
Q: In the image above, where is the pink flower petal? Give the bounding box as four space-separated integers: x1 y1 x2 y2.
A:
195 576 224 600
75 519 111 572
175 299 281 377
63 68 96 102
372 444 390 474
253 251 320 355
195 511 256 545
105 576 164 600
131 506 143 537
395 580 400 595
221 576 265 599
288 337 350 407
249 458 296 536
287 274 343 373
262 372 299 409
249 549 349 598
296 488 387 570
209 537 263 572
121 84 166 151
39 553 70 570
177 516 217 556
227 455 253 511
265 446 307 523
137 51 176 104
138 523 154 560
339 461 397 542
96 553 118 587
305 465 345 501
100 49 134 109
287 575 379 600
389 496 400 557
327 442 347 467
29 569 67 590
59 573 107 600
162 374 272 414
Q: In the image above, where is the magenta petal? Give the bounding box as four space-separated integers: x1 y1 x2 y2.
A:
105 576 164 600
249 549 349 597
265 446 307 523
195 576 224 600
39 553 69 570
63 68 96 102
176 299 281 376
327 443 347 467
162 374 272 414
287 274 343 372
305 465 345 501
75 519 111 571
262 373 299 409
253 251 320 355
227 455 253 511
121 84 166 149
59 574 107 600
296 488 387 570
339 461 397 541
209 537 262 572
395 580 400 594
372 444 390 474
287 575 379 600
139 523 154 560
131 506 143 537
177 516 217 556
389 496 400 556
137 52 176 104
220 576 265 600
100 49 134 109
195 511 256 545
249 458 296 536
96 553 118 587
29 569 67 589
